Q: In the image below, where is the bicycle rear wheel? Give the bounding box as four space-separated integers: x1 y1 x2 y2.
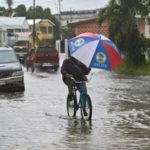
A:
67 94 77 117
81 94 92 120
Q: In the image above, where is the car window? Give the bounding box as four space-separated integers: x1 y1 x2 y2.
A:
36 47 57 53
0 51 18 63
14 41 28 46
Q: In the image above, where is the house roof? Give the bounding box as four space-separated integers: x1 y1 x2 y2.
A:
0 17 29 29
27 19 55 26
68 17 97 27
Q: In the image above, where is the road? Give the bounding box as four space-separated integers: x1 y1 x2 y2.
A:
0 54 150 150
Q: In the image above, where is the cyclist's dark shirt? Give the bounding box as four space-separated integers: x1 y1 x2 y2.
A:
61 57 91 81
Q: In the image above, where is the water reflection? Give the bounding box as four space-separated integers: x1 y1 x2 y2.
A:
64 118 92 149
0 65 150 150
0 91 24 101
67 118 92 134
107 73 150 145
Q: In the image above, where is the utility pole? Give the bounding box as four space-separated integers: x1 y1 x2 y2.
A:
33 0 36 48
58 0 62 40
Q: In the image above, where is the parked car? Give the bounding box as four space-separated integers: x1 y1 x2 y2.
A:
13 40 29 63
26 45 59 72
0 47 25 91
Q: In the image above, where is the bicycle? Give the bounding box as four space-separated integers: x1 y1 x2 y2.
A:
66 76 92 121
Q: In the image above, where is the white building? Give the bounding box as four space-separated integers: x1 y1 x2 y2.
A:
0 29 7 46
54 9 99 27
0 17 30 47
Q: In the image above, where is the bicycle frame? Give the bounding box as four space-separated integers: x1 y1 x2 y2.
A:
78 83 87 107
72 81 87 108
66 75 92 120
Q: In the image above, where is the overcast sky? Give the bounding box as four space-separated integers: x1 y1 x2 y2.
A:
0 0 109 14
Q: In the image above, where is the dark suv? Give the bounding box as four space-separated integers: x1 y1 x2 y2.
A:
13 40 29 63
26 45 59 72
0 47 25 91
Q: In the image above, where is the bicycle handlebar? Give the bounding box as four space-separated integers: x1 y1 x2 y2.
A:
65 74 87 84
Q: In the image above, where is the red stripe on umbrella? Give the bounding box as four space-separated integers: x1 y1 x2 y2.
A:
102 42 123 70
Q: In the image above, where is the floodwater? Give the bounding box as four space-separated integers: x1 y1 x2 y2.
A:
0 55 150 150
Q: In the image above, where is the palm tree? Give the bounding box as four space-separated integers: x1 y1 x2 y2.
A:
97 0 149 66
5 0 13 16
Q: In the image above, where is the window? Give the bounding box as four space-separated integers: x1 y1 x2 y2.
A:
7 29 14 36
15 29 22 32
0 51 17 63
48 27 53 33
40 27 47 33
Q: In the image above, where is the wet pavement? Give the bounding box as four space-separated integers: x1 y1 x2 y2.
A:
0 55 150 150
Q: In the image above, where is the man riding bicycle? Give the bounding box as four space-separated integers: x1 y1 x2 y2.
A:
61 56 92 118
61 56 91 97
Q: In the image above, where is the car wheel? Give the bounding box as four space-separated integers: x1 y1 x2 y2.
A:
17 84 25 91
20 85 25 91
18 80 25 91
53 66 59 72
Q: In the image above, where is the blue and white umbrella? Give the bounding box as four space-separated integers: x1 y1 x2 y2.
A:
68 32 123 70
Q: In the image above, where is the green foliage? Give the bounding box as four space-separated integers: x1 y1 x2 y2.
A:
97 0 150 67
26 6 34 19
0 7 6 16
62 27 75 39
115 59 150 75
43 8 52 19
35 6 44 19
14 5 26 17
26 6 52 20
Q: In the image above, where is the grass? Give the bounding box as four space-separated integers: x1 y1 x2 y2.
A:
115 59 150 75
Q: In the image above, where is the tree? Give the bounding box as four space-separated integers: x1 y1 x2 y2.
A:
0 7 6 16
43 8 51 19
35 6 44 19
5 0 13 16
14 4 26 17
26 6 34 19
26 6 49 19
97 0 150 67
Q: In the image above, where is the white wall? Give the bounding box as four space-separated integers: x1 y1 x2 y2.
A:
55 39 68 55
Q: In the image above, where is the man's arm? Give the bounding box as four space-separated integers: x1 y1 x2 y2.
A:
61 59 68 75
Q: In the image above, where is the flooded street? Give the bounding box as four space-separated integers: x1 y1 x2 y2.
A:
0 55 150 150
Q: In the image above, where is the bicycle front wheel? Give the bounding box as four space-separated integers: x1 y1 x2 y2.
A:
80 94 92 120
67 94 77 118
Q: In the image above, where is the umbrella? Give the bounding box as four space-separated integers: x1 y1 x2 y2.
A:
68 32 123 70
